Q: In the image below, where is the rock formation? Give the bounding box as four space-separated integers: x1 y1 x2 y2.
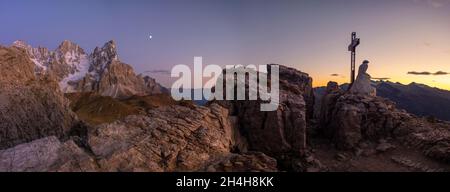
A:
12 40 166 99
214 65 313 167
0 103 278 172
318 81 344 134
0 46 82 149
88 103 236 171
320 82 450 163
320 92 405 149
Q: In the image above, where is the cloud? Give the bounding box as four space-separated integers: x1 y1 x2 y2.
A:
434 71 449 75
408 71 432 75
407 71 449 75
414 0 450 8
330 73 346 78
430 1 444 7
144 70 171 75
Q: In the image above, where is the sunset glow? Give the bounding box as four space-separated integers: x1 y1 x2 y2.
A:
1 0 449 89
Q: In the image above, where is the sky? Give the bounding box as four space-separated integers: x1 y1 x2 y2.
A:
1 0 450 89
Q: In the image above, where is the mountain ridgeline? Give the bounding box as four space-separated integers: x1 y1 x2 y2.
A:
13 40 167 98
315 81 450 121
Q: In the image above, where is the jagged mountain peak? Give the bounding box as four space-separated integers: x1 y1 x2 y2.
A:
12 40 30 49
12 40 50 52
93 40 117 57
91 40 119 70
105 40 116 48
56 40 85 55
11 40 51 73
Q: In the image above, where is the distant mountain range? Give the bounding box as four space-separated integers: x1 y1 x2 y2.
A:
314 81 450 121
13 40 167 99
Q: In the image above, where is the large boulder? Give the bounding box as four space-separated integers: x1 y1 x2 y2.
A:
214 65 312 161
0 46 82 149
320 93 403 148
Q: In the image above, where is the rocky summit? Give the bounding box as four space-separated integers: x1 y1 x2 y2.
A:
315 82 450 171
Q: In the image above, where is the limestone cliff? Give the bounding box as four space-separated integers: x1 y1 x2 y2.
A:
0 46 82 149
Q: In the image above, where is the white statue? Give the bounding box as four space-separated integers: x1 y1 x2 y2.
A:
349 60 376 96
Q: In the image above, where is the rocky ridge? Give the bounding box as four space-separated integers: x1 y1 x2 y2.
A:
319 82 450 165
0 103 278 172
12 40 166 98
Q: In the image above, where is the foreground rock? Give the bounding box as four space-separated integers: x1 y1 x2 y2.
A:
320 93 402 148
0 103 279 172
88 103 236 171
320 83 450 163
0 136 97 172
202 152 277 172
0 46 82 149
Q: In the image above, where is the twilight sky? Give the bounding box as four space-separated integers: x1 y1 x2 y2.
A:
1 0 450 89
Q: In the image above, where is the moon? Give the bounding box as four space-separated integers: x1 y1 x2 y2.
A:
149 35 153 40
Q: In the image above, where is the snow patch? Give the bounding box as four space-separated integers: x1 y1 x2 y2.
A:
59 54 90 93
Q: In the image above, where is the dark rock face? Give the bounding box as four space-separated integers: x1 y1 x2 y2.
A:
228 92 307 157
0 47 81 149
278 65 315 120
215 65 313 162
